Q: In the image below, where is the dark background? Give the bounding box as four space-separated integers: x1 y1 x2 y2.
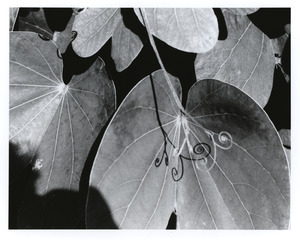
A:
10 8 290 229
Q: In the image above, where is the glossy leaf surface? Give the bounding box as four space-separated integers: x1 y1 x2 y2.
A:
9 32 116 227
111 18 143 72
87 70 289 229
134 8 218 53
72 8 121 57
195 11 274 107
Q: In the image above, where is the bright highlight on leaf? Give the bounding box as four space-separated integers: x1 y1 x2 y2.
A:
195 11 275 107
87 70 289 229
9 32 116 228
134 8 219 53
72 8 122 57
9 7 290 230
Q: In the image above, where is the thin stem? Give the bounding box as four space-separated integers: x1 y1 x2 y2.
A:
139 8 184 113
139 8 205 131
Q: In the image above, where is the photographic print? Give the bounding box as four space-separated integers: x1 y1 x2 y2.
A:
9 7 290 230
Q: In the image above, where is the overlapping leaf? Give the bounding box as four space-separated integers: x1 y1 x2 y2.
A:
134 8 218 53
14 8 75 53
195 11 274 107
9 32 116 227
278 129 290 168
111 18 143 72
9 8 19 31
72 8 122 57
271 34 288 58
16 8 53 39
87 70 289 229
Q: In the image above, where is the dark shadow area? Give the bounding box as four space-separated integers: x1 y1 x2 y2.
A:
10 7 291 230
264 66 290 131
155 37 197 108
17 8 40 18
86 187 118 229
62 43 99 84
18 188 84 229
213 8 228 40
98 38 160 106
121 8 149 44
77 114 115 228
13 8 53 39
9 140 106 229
9 141 82 229
120 8 197 108
9 141 38 229
248 8 290 39
43 8 73 32
166 212 177 229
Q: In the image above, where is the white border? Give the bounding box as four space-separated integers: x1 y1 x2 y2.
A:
2 1 300 240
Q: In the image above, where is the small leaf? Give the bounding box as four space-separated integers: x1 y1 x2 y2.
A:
14 8 74 53
222 8 259 15
52 14 76 54
16 8 53 39
87 71 289 229
134 8 218 53
111 18 143 72
10 32 116 228
72 8 122 57
10 8 19 31
271 34 288 58
195 11 275 107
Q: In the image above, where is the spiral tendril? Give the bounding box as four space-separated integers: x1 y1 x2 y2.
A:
217 131 233 149
71 31 78 42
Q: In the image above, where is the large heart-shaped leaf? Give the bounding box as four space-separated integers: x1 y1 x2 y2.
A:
111 18 143 72
72 8 122 57
195 11 275 107
9 32 116 228
134 8 218 53
87 70 289 229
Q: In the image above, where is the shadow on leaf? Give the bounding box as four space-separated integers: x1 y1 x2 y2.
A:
86 187 118 229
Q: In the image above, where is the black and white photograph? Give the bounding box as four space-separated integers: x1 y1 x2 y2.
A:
3 1 299 239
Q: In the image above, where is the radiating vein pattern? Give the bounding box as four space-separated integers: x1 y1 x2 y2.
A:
176 79 290 229
9 32 116 228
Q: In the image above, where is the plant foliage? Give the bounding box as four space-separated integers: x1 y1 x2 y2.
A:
9 7 290 230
